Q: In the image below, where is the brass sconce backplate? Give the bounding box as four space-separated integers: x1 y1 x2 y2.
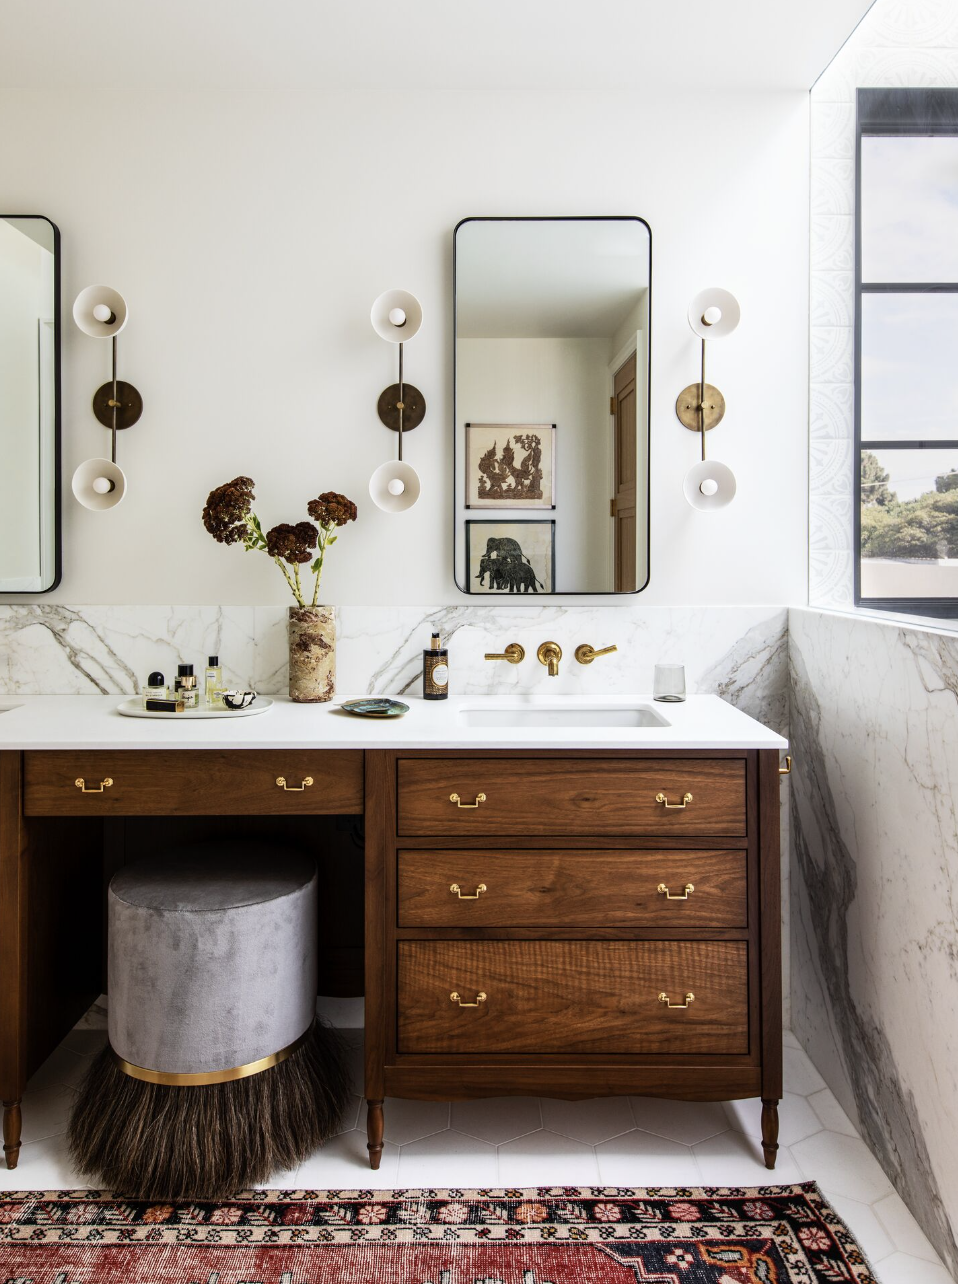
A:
675 382 725 433
377 383 426 432
93 380 144 430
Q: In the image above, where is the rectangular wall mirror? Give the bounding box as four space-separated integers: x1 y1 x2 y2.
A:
454 216 650 596
0 215 60 593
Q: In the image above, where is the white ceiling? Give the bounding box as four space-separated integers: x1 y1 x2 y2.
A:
0 0 874 92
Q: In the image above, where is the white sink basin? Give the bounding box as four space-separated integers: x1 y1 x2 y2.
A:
0 704 21 715
458 704 670 729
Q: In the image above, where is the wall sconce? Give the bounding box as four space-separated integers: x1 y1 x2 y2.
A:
675 288 739 511
369 290 424 513
70 286 143 510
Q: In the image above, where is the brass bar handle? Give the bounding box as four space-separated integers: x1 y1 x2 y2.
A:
450 991 487 1007
450 792 486 809
658 882 694 901
574 643 618 665
450 883 487 900
779 755 792 776
655 791 693 810
276 776 314 791
484 643 525 664
75 777 113 794
658 991 695 1009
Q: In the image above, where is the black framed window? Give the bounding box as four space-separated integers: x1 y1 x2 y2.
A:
856 89 958 616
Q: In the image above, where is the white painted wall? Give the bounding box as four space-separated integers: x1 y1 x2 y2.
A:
457 338 612 592
0 87 809 606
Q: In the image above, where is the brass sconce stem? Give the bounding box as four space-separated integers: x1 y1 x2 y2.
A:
699 336 706 462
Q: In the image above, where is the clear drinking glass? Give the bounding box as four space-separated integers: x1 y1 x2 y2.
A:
653 663 686 702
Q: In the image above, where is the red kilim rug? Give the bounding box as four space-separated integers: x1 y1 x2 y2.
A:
0 1183 876 1283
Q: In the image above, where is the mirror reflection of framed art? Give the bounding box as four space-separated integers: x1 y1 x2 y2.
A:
465 423 556 510
466 519 556 595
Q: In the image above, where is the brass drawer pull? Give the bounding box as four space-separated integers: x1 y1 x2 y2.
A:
655 791 693 810
450 883 487 900
450 792 486 809
658 991 695 1009
779 755 792 776
276 776 314 792
658 882 694 900
75 777 113 794
450 991 487 1007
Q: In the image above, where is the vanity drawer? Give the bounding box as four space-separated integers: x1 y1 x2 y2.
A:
398 940 748 1055
398 849 747 928
397 758 746 837
22 750 364 816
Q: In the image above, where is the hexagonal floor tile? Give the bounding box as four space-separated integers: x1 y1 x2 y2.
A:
629 1097 728 1146
451 1096 541 1144
783 1045 826 1096
398 1129 497 1187
791 1131 893 1204
498 1129 598 1187
381 1097 450 1146
872 1191 941 1263
540 1096 634 1145
807 1087 858 1138
596 1129 699 1188
693 1129 803 1186
723 1092 822 1148
296 1128 400 1188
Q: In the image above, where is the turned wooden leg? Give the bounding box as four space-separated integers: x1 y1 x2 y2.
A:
761 1098 780 1170
3 1100 22 1170
366 1099 384 1170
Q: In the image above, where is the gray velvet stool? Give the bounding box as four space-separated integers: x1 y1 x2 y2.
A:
68 844 349 1202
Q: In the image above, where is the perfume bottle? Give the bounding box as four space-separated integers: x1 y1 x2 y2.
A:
423 632 449 701
205 655 223 707
142 671 167 708
174 663 199 709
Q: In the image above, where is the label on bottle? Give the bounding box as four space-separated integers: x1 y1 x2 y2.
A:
432 664 449 687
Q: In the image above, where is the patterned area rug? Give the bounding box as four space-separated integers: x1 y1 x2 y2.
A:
0 1183 876 1283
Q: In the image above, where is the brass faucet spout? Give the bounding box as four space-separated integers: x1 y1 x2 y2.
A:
536 641 562 677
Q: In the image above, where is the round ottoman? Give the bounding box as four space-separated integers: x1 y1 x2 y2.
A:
68 844 349 1201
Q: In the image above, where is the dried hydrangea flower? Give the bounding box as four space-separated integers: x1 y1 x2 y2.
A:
202 477 256 544
265 521 318 565
307 492 358 528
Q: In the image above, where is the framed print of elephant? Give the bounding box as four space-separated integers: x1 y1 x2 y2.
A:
465 423 556 509
466 520 555 595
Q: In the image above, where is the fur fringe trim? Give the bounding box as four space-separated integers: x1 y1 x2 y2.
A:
67 1021 351 1202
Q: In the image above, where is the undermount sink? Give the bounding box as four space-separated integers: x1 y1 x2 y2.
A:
457 703 670 729
0 704 21 715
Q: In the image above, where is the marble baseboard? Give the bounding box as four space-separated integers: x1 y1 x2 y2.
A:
789 606 958 1277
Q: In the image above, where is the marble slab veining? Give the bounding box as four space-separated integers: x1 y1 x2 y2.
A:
789 606 958 1277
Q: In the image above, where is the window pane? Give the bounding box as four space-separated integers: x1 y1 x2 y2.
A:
861 293 958 441
862 136 958 282
861 447 958 598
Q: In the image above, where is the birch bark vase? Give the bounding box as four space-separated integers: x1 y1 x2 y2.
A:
288 606 336 703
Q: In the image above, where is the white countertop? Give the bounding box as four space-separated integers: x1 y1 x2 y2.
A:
0 693 788 752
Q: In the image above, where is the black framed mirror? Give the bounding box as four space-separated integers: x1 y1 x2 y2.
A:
454 216 650 596
0 215 61 593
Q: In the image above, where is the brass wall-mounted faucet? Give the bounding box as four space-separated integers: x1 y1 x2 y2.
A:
484 643 525 664
575 643 618 665
537 641 562 677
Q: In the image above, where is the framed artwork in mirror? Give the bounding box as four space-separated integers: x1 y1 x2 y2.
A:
465 422 556 509
466 519 555 595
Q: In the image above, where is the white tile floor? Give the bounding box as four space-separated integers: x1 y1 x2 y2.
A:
1 1027 953 1283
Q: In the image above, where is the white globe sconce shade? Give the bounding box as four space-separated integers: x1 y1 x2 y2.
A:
683 460 736 511
72 458 127 510
370 290 423 343
369 460 421 512
73 286 129 337
688 288 740 340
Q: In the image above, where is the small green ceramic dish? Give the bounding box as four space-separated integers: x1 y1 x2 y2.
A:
340 698 410 719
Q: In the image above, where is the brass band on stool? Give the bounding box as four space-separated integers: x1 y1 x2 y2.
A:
109 1025 311 1087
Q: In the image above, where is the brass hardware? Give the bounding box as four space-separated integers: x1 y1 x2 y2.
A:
450 792 487 808
74 777 113 793
275 776 314 791
450 883 487 900
113 1024 310 1086
779 755 792 776
484 643 525 664
675 382 725 433
658 991 695 1009
655 791 693 809
93 381 143 430
537 640 562 677
450 991 487 1007
575 643 618 665
658 882 695 900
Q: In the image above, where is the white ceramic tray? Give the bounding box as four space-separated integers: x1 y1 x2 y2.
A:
116 696 274 720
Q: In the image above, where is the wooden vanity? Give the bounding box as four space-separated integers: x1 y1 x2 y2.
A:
0 698 784 1174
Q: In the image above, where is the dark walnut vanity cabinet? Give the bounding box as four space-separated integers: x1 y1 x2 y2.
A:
0 743 781 1172
365 749 783 1170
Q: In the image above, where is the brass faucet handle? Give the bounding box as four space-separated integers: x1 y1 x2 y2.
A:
484 643 525 664
536 641 562 677
574 643 618 665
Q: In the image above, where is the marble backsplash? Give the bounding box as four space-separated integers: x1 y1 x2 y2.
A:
789 606 958 1276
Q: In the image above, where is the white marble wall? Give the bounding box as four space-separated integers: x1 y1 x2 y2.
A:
789 606 958 1276
810 0 958 607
